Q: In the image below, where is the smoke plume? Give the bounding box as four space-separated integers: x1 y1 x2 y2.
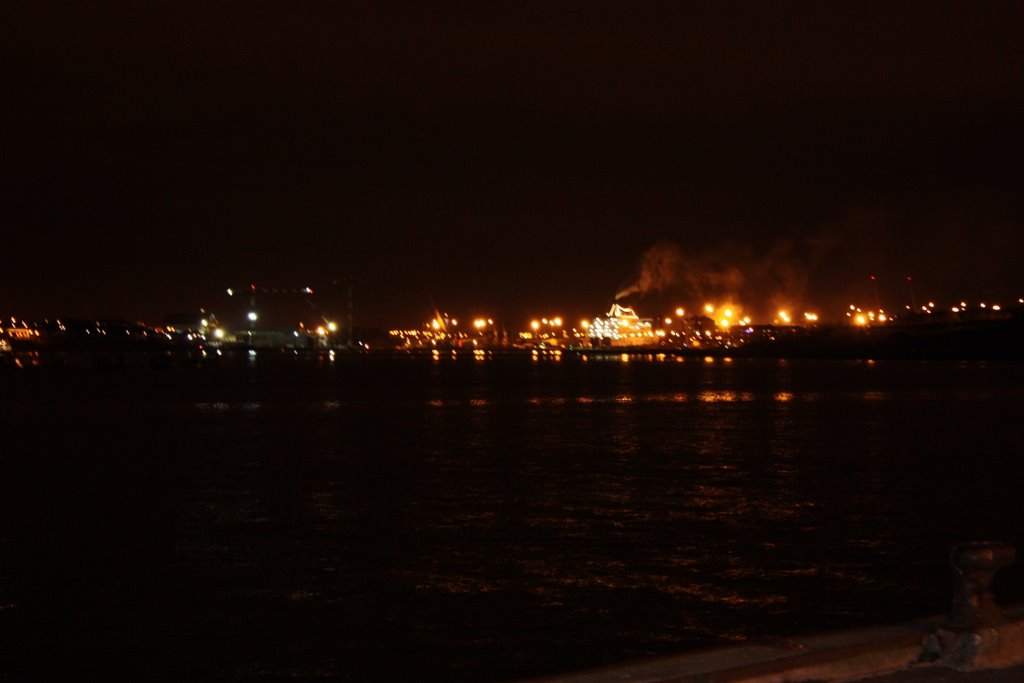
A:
614 242 685 300
615 197 1024 319
614 230 840 317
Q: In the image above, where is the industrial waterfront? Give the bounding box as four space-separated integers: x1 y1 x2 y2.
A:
4 290 1024 370
7 2 1024 680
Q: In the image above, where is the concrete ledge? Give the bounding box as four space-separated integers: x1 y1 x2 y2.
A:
927 617 1024 672
525 605 1024 683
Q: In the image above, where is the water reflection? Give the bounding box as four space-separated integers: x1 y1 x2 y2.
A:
194 401 230 412
15 357 1023 683
697 390 738 402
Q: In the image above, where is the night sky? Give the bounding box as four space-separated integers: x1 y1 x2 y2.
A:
6 1 1024 327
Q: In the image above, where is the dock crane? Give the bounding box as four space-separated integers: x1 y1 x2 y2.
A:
224 281 354 347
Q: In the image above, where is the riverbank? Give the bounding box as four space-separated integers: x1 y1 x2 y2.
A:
526 604 1024 683
870 663 1024 681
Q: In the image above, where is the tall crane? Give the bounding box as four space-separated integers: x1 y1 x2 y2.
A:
226 283 314 327
224 282 353 347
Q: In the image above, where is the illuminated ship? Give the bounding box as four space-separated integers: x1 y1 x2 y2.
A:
588 302 656 348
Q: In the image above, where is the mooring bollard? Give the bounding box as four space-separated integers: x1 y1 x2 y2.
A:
923 541 1024 670
946 541 1016 631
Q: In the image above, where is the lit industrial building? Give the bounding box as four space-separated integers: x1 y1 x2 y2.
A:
588 303 656 348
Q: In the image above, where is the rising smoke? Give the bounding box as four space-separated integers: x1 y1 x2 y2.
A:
613 241 685 300
614 240 759 304
614 233 837 317
614 198 1024 318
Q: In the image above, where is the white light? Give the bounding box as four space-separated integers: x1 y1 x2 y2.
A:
213 328 225 339
327 322 337 332
227 288 234 296
200 319 209 327
248 311 258 322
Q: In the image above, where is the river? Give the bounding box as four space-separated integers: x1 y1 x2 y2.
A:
3 354 1023 681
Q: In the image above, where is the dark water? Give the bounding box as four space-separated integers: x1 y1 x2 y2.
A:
3 354 1024 681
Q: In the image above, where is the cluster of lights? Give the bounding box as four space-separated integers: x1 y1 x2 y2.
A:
580 302 832 349
391 313 489 347
305 321 338 337
388 291 1024 351
845 304 888 326
588 304 654 343
700 303 753 329
3 327 41 340
522 317 569 340
2 317 43 339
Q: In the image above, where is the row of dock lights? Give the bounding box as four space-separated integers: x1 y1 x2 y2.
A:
530 317 563 331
